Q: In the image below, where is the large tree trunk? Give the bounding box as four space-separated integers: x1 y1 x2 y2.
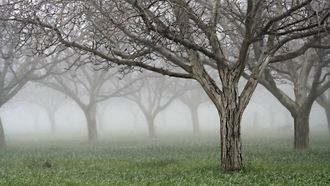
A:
146 116 156 138
0 116 6 148
84 104 98 142
293 110 310 150
190 106 200 134
219 104 242 171
197 68 245 171
218 76 243 171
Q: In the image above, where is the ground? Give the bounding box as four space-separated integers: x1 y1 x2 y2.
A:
0 134 329 185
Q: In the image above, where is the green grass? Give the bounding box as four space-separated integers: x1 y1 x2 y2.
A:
0 135 330 185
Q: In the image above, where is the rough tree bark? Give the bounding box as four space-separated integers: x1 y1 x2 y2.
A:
217 74 242 171
219 108 242 171
0 116 5 148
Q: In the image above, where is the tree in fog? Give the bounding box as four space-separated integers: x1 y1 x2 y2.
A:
0 22 59 147
125 74 181 138
42 62 137 141
316 78 330 134
258 42 330 149
97 102 111 130
179 81 209 134
219 0 330 144
17 85 67 133
1 0 330 171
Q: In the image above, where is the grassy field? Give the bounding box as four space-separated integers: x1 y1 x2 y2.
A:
0 135 330 186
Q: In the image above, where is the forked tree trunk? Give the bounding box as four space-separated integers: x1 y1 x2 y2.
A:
146 116 156 138
84 105 98 142
325 108 330 134
293 111 310 150
198 69 245 171
190 106 200 134
0 116 6 148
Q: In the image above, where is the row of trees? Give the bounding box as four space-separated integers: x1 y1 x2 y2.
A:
0 0 330 172
38 65 207 140
0 54 210 142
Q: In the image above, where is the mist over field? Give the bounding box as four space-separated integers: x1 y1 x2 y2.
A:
1 83 327 142
1 0 330 185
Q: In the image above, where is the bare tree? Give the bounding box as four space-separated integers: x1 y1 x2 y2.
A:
125 74 181 138
42 62 138 141
16 84 67 133
258 43 330 149
0 21 58 147
1 0 330 171
316 79 330 134
179 81 209 134
97 102 110 131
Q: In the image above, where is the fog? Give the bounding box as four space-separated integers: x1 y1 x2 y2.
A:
1 81 327 143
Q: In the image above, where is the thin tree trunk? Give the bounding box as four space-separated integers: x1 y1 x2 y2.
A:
0 116 6 148
47 110 57 134
98 106 108 131
293 111 310 150
190 106 200 134
32 113 39 131
85 105 98 142
325 108 330 134
146 116 156 138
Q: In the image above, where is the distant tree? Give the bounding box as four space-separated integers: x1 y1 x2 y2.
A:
42 63 138 141
125 74 181 138
179 81 209 134
316 81 330 134
258 45 330 149
16 84 67 133
2 0 330 171
245 2 330 150
97 102 110 131
0 21 59 147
